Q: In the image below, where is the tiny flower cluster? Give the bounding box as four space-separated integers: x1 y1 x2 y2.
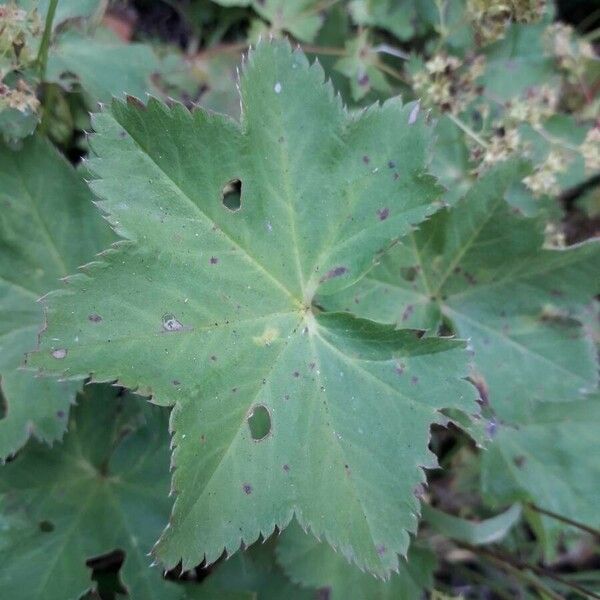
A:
545 23 595 84
0 3 41 76
412 54 485 115
0 78 39 113
505 85 559 128
523 149 569 197
467 0 547 44
580 127 600 173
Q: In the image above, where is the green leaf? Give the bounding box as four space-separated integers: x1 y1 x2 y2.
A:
322 159 600 423
481 397 600 547
276 520 436 599
46 29 160 104
334 32 392 101
348 0 416 41
29 41 476 577
0 134 114 460
211 0 324 41
17 0 103 28
0 384 199 600
202 538 311 600
481 24 556 101
421 503 522 545
429 116 473 207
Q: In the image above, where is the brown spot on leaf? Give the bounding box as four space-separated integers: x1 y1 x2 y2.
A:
210 256 219 264
362 155 370 164
88 313 102 323
51 348 67 359
401 304 414 322
316 587 331 600
377 207 390 221
319 266 348 283
242 483 252 495
513 455 526 468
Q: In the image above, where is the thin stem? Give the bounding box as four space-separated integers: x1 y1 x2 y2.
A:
578 7 600 32
584 25 600 42
527 504 600 538
532 125 583 153
300 44 348 57
373 43 410 60
374 60 409 84
37 0 59 80
462 542 600 600
460 543 562 600
447 112 489 149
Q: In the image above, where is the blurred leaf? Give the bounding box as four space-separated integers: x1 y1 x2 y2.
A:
481 24 556 101
0 384 205 599
348 0 416 41
203 538 310 599
211 0 324 41
481 398 600 550
46 28 160 104
334 31 392 101
0 134 114 460
421 503 522 545
276 520 436 599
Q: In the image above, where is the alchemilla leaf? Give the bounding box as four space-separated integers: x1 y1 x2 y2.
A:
0 135 114 460
276 520 436 599
0 385 199 600
29 41 476 576
324 159 600 424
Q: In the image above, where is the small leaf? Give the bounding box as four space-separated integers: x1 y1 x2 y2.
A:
212 0 324 41
276 520 436 599
421 503 522 546
29 41 476 576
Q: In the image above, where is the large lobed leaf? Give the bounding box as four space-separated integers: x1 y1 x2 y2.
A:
29 41 477 576
323 158 600 541
0 135 114 460
324 159 600 424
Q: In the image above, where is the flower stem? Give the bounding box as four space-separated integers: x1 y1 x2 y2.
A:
37 0 59 80
447 112 489 149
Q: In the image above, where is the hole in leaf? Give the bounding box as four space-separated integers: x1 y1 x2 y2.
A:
400 266 418 282
222 179 242 211
39 520 55 533
248 405 271 440
0 385 6 420
87 549 127 596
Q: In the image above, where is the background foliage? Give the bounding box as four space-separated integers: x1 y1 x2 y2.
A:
1 0 599 598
